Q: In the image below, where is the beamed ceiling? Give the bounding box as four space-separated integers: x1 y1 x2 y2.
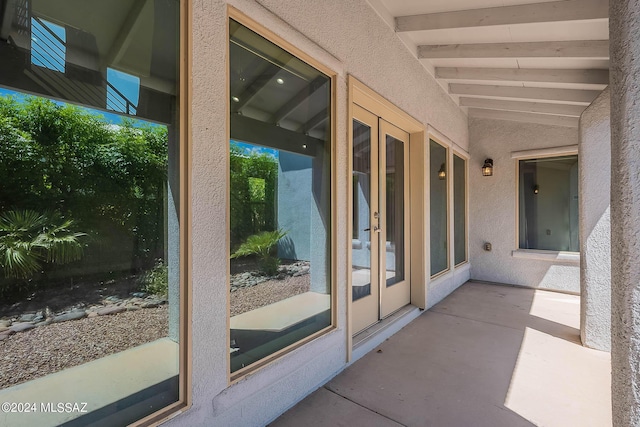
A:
368 0 610 128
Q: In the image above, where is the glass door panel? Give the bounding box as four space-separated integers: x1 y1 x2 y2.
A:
379 119 410 319
384 134 405 287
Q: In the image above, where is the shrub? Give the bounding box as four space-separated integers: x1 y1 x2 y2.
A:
231 229 287 276
0 210 85 279
138 261 168 297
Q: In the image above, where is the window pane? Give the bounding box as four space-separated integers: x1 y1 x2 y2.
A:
229 19 332 374
352 120 372 302
454 155 466 265
430 140 448 276
385 135 405 286
0 1 181 425
519 155 579 251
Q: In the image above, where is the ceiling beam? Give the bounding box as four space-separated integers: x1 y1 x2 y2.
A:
450 83 601 103
468 108 579 127
298 110 328 134
436 67 609 85
459 97 586 116
396 0 608 32
103 0 149 68
232 62 282 111
231 115 321 157
271 76 327 124
418 41 609 59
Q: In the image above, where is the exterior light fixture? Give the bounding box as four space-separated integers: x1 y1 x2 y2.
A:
482 158 493 176
438 163 446 180
276 78 284 84
232 96 240 103
533 185 539 194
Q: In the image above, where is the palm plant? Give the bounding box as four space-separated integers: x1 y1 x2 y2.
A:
0 210 86 279
231 229 287 276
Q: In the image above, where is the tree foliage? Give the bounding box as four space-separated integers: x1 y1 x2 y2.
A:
230 143 278 249
0 95 168 286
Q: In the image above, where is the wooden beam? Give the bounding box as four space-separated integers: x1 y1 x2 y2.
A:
231 114 323 157
396 0 608 32
271 76 327 124
468 108 579 127
460 97 586 116
418 41 609 59
450 84 601 103
298 110 328 134
103 0 150 68
436 67 609 85
232 62 282 111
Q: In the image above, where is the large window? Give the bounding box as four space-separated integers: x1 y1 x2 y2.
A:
518 155 579 251
229 19 332 375
430 140 448 276
0 1 184 425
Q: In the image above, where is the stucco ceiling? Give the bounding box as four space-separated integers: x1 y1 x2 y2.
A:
367 0 609 127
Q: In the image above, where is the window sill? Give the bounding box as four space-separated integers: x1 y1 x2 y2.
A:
0 338 179 426
512 249 580 264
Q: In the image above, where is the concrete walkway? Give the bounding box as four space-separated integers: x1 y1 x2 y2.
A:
272 281 611 427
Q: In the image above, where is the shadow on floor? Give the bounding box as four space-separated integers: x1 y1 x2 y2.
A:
271 281 611 427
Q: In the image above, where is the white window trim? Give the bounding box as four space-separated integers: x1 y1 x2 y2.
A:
511 145 578 159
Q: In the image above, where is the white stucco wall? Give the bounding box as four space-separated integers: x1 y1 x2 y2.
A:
165 1 470 426
579 87 611 351
610 2 640 424
469 118 580 293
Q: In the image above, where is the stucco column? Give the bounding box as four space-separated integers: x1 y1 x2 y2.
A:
579 88 611 351
610 1 640 425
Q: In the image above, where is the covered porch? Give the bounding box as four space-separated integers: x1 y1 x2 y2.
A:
273 281 611 427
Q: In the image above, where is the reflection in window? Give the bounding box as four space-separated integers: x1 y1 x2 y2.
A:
31 17 65 72
519 155 579 251
229 19 332 374
385 135 405 287
453 155 466 265
107 68 140 115
0 1 181 425
352 120 372 301
430 140 448 276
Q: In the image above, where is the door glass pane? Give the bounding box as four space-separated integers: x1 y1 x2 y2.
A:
352 120 372 301
385 135 404 287
430 140 448 276
454 155 466 265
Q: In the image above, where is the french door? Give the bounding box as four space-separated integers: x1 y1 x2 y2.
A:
352 104 410 334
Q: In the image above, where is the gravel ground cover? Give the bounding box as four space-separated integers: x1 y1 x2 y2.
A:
230 274 310 316
0 260 310 390
0 306 168 389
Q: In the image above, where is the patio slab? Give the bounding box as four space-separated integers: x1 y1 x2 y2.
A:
271 281 611 427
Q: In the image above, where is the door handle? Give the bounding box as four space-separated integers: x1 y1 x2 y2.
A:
364 225 381 233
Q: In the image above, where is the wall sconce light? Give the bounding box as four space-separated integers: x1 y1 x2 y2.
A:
482 158 493 176
438 163 446 180
533 184 539 194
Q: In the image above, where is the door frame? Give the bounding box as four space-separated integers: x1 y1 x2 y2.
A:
347 76 427 360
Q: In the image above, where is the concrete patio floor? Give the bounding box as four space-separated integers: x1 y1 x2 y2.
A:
271 281 611 427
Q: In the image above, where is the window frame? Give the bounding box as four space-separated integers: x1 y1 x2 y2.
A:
226 6 337 383
512 145 579 255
